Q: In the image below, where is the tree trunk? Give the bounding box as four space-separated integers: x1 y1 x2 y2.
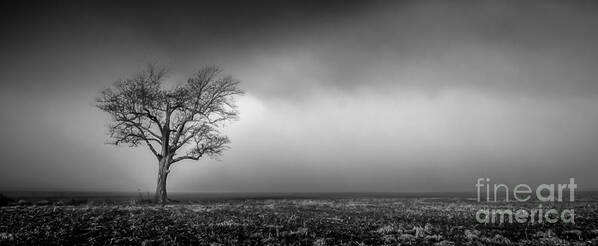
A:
155 161 169 205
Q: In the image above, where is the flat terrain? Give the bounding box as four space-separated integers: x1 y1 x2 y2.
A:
1 195 598 245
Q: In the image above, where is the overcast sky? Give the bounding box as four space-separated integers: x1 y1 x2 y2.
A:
1 0 597 193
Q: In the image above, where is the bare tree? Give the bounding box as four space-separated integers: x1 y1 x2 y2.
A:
96 65 243 204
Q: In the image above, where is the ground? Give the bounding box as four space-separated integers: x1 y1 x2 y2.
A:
1 196 598 245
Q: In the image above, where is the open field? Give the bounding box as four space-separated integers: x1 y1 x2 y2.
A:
1 194 598 245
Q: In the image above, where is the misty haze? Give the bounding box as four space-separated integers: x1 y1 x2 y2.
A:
1 0 598 245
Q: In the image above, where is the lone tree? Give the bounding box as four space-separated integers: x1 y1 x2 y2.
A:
96 65 243 204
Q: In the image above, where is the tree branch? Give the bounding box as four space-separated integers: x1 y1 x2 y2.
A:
97 65 243 166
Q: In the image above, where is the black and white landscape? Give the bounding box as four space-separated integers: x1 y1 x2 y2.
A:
1 1 598 245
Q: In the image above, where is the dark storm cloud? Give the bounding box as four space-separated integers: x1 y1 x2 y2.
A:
3 1 597 97
234 0 598 99
0 0 369 93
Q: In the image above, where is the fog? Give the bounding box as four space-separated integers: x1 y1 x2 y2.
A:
1 0 597 192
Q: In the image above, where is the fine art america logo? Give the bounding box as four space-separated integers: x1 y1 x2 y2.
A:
475 178 576 224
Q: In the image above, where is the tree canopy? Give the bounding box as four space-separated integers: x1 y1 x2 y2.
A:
97 65 244 163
